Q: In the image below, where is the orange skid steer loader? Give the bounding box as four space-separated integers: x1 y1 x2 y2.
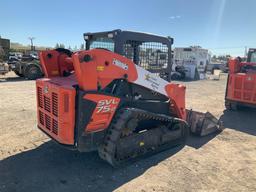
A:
36 30 222 166
225 48 256 110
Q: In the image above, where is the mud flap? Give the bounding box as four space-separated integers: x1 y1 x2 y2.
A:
186 110 224 136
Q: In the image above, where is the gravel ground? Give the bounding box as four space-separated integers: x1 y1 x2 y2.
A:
0 72 255 192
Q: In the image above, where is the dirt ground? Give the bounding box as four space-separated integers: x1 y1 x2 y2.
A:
0 72 255 192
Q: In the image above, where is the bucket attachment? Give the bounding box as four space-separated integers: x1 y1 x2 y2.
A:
186 110 224 136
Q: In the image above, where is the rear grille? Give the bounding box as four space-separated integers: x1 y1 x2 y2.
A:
235 77 242 89
45 114 51 130
234 91 241 99
44 96 51 112
243 92 252 101
37 87 59 136
37 87 43 108
52 119 58 134
244 82 254 90
39 111 44 125
52 93 58 117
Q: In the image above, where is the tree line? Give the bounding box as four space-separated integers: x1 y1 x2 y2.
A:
55 43 85 51
211 55 231 62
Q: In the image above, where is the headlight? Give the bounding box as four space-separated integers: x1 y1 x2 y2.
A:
107 33 114 38
84 35 89 40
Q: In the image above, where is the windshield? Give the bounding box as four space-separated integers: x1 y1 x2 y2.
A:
250 52 256 62
89 37 114 52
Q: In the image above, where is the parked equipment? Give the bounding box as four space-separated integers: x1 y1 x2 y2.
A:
8 54 43 79
36 30 222 166
173 46 210 80
0 62 9 75
225 48 256 110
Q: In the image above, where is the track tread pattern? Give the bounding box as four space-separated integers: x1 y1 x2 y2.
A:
98 108 188 166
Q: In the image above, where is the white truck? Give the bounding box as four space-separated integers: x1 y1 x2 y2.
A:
173 46 210 80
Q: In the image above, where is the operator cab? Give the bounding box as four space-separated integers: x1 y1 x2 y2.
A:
247 48 256 63
83 29 173 81
241 48 256 74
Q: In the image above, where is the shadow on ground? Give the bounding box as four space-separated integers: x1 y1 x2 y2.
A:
0 141 183 192
1 108 254 192
186 132 220 149
187 107 256 148
220 107 256 136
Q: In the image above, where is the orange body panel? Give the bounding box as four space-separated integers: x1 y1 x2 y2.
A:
228 58 241 74
72 49 138 91
40 50 74 77
83 94 120 133
165 84 186 120
36 75 76 145
226 73 256 105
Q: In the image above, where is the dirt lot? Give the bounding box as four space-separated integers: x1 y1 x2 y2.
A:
0 72 256 192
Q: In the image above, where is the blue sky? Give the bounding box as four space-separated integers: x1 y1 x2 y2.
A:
0 0 255 56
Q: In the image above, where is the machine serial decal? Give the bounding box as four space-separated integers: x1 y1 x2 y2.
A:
96 99 119 113
113 59 128 70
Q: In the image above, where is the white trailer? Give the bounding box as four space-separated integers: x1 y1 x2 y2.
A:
173 46 210 80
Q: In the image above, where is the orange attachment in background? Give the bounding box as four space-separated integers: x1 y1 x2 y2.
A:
228 58 241 74
40 50 74 77
226 73 256 105
83 94 120 133
227 57 256 105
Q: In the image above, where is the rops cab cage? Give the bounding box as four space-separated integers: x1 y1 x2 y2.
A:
83 29 173 81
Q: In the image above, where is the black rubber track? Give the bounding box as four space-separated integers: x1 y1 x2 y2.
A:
98 108 189 167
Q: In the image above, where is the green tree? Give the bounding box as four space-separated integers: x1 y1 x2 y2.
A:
212 55 217 61
80 43 85 50
55 43 60 48
55 43 65 48
59 44 65 48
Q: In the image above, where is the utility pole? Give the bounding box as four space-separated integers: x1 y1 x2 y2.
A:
28 37 35 51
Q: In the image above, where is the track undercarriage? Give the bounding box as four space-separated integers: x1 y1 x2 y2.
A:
98 108 189 166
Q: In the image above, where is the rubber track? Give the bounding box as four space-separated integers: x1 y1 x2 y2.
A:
98 108 188 166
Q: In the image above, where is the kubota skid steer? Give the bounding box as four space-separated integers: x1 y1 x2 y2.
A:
225 48 256 110
36 30 222 166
